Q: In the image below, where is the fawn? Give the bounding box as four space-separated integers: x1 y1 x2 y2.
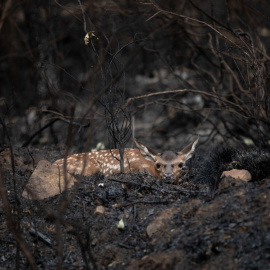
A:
53 137 199 183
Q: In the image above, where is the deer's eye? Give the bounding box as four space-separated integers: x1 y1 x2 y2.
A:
156 163 161 169
178 162 183 168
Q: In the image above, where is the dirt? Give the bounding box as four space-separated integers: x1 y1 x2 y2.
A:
0 146 270 269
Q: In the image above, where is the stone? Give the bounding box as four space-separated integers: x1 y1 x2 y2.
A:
146 208 175 238
219 169 252 189
22 160 77 200
94 205 106 216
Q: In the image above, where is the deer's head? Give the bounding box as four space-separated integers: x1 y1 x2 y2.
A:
134 137 199 183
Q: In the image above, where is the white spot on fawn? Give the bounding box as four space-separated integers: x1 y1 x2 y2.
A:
52 137 199 181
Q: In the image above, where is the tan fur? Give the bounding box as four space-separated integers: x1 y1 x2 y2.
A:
53 149 158 177
53 137 199 183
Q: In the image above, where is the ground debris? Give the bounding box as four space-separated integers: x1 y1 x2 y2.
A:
1 146 270 269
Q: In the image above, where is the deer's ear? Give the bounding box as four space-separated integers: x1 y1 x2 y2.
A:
179 136 199 161
133 138 157 162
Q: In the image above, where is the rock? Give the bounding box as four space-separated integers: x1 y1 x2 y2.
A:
94 205 106 216
221 169 252 181
137 250 183 270
219 169 252 189
22 160 77 200
146 208 175 238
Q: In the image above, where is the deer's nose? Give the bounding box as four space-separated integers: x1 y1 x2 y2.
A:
163 173 173 181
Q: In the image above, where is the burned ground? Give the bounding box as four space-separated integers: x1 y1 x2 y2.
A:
1 0 270 269
0 146 270 269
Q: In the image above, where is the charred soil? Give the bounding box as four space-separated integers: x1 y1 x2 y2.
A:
0 146 270 269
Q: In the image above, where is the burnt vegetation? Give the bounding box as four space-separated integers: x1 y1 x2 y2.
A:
1 0 270 269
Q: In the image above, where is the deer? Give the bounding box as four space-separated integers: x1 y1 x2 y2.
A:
53 137 199 184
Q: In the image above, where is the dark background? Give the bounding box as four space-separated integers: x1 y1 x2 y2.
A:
1 0 270 152
1 1 270 269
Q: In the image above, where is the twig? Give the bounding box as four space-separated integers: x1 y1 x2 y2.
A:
22 118 90 147
148 0 244 51
29 227 52 246
22 119 59 147
0 173 38 270
108 177 201 195
123 88 249 119
118 198 170 208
